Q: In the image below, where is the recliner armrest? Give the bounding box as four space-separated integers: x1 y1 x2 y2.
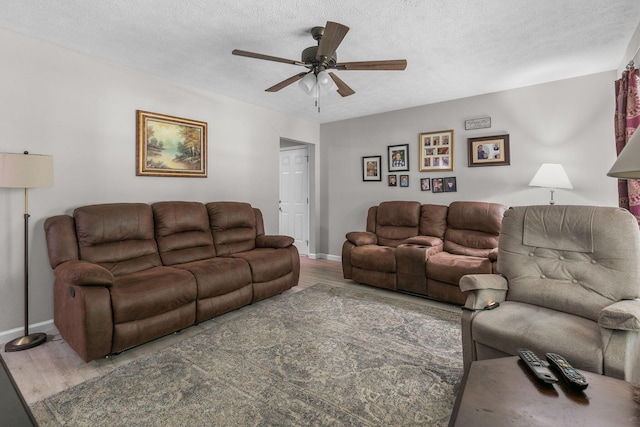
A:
460 274 508 292
346 231 377 246
256 235 294 248
54 260 114 286
599 300 640 331
460 274 508 311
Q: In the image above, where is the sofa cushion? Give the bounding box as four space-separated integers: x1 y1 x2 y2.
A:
375 201 421 247
230 248 293 283
175 257 252 299
152 201 216 265
419 204 448 239
443 201 506 255
109 266 197 324
427 252 493 284
207 202 257 256
470 301 603 373
351 245 396 273
74 203 162 276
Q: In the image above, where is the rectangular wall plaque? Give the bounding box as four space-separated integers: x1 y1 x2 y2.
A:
464 117 491 130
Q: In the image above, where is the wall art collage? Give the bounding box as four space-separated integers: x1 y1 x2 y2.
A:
361 117 509 193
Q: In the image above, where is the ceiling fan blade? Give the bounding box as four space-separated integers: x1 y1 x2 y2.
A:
316 21 349 62
265 72 309 92
232 49 305 66
336 59 407 71
329 72 355 97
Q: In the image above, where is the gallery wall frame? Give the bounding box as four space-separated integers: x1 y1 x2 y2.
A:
468 134 510 167
419 130 454 172
420 178 430 191
399 175 409 187
388 144 410 172
136 110 208 177
432 178 444 193
444 177 457 192
388 174 397 186
362 155 382 181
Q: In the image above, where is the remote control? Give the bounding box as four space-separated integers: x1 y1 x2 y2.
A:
517 348 558 384
545 353 589 391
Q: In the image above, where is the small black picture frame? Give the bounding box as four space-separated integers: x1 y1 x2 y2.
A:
420 178 430 191
432 178 444 193
400 175 409 187
362 155 382 181
444 177 457 192
388 174 397 186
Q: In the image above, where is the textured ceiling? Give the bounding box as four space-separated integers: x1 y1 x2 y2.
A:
1 1 639 124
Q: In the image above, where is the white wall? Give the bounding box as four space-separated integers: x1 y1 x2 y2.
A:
0 30 319 338
319 71 618 258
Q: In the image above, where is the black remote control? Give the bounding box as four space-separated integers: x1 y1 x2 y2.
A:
545 353 589 391
517 348 558 384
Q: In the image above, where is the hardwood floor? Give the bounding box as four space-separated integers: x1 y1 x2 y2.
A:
1 257 458 405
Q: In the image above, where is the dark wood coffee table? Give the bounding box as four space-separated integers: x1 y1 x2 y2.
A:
449 356 640 426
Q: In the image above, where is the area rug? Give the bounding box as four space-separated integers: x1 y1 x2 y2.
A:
31 283 463 426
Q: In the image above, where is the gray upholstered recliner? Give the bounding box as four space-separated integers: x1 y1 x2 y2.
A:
461 205 640 382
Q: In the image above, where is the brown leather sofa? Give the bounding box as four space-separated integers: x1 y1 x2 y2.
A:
342 201 507 304
44 201 299 362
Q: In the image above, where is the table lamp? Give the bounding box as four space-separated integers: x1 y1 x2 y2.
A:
0 151 54 351
529 163 573 205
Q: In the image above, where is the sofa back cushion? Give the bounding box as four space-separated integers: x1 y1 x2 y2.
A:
152 201 216 265
499 205 640 321
420 204 448 239
74 203 161 276
207 202 257 255
370 201 421 247
443 201 507 256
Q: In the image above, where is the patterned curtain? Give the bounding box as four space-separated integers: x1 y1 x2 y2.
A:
614 66 640 223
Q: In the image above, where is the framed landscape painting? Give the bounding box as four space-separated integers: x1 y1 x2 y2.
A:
136 110 208 177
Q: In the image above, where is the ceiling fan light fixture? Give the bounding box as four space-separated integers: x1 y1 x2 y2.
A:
317 70 337 93
298 72 316 95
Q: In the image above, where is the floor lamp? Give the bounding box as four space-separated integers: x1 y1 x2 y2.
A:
0 151 54 352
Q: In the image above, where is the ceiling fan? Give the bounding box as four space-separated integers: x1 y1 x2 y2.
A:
232 21 407 99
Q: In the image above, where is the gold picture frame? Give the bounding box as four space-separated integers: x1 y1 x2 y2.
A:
419 130 454 172
136 110 207 177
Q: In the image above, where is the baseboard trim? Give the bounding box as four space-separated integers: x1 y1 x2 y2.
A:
0 320 55 345
309 253 341 262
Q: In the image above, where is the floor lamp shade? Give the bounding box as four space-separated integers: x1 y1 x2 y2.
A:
607 130 640 178
0 152 53 352
0 153 54 188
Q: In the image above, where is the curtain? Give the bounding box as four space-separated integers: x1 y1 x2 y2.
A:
614 67 640 223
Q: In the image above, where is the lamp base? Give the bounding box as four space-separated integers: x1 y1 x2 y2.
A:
5 333 47 352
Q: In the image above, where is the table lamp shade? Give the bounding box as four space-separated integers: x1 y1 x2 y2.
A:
607 130 640 179
529 163 573 189
0 153 53 189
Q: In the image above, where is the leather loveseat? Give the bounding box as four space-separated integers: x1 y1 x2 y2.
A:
44 201 299 362
342 201 507 304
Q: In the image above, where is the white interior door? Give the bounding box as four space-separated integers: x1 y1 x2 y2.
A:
279 147 309 255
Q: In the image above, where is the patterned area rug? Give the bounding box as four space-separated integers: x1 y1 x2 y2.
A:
31 283 463 426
